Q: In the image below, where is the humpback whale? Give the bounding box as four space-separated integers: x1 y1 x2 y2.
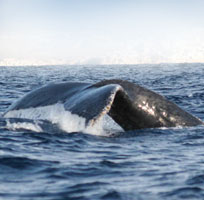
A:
3 79 203 131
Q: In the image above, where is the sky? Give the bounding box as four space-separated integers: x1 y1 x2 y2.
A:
1 0 204 65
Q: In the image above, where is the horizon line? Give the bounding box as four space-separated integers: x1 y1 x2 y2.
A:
1 62 204 67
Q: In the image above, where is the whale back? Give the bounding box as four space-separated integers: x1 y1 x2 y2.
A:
93 80 203 130
64 84 123 125
3 79 203 131
3 82 89 114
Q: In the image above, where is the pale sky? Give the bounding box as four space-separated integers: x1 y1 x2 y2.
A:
1 0 204 65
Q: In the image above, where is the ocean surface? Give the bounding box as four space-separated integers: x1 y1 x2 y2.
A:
1 63 204 200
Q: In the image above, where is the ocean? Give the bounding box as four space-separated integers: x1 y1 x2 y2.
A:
1 63 204 200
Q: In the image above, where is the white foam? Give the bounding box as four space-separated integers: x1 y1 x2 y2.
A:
6 119 43 132
4 103 123 136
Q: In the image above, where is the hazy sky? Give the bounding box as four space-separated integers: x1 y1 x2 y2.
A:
1 0 204 65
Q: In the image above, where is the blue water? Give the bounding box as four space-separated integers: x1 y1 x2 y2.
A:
1 64 204 200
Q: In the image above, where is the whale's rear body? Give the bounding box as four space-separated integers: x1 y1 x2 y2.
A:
3 80 203 131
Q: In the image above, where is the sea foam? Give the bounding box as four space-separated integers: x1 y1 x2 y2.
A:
4 103 123 136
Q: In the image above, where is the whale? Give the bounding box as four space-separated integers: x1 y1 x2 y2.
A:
3 79 203 131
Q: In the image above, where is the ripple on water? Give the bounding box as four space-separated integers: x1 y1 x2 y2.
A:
162 187 204 199
1 64 204 200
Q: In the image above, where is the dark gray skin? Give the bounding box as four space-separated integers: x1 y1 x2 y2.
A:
3 79 203 131
93 80 203 130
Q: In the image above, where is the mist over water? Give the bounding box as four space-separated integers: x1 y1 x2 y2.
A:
1 64 204 199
